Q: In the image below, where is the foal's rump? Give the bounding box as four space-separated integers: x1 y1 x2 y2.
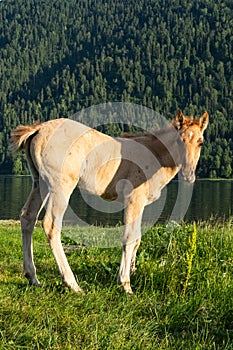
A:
11 118 124 195
29 118 92 178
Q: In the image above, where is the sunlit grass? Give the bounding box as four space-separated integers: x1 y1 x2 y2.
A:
0 218 233 349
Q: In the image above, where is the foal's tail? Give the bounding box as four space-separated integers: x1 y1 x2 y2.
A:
10 123 43 180
10 124 42 151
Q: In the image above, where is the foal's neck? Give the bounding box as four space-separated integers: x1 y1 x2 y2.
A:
126 127 182 168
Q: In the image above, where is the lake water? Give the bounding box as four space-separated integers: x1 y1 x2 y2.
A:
0 175 232 225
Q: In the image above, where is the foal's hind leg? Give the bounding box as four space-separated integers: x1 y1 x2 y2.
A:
20 179 48 286
43 188 82 293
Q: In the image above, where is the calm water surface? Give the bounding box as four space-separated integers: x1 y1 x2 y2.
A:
0 175 232 225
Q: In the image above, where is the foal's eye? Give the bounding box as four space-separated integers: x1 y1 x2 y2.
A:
198 141 204 147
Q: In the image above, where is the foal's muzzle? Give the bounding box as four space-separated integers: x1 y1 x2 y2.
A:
182 168 196 183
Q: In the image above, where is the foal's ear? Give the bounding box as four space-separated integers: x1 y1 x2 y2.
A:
173 110 184 130
199 112 209 132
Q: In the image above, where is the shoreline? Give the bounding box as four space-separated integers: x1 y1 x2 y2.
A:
1 217 232 228
1 174 233 181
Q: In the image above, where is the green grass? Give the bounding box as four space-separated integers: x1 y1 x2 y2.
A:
1 219 233 349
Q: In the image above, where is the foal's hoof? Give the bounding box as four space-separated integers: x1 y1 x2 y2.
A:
125 288 133 295
64 281 84 294
73 286 85 294
29 281 42 288
25 274 42 287
119 282 134 295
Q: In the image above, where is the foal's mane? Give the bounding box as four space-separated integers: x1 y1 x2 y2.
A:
121 124 174 140
122 116 199 140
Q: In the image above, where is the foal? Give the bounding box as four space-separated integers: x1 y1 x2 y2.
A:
11 110 208 294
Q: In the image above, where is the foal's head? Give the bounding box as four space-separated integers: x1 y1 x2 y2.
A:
173 110 209 183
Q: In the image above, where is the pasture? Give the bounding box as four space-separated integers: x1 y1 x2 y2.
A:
0 219 233 349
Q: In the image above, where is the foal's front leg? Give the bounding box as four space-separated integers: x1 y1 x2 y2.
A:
118 200 144 294
130 238 141 274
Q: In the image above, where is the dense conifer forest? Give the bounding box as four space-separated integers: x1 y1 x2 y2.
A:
0 0 232 177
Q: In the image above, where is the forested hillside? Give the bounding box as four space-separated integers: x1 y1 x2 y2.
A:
0 0 232 177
